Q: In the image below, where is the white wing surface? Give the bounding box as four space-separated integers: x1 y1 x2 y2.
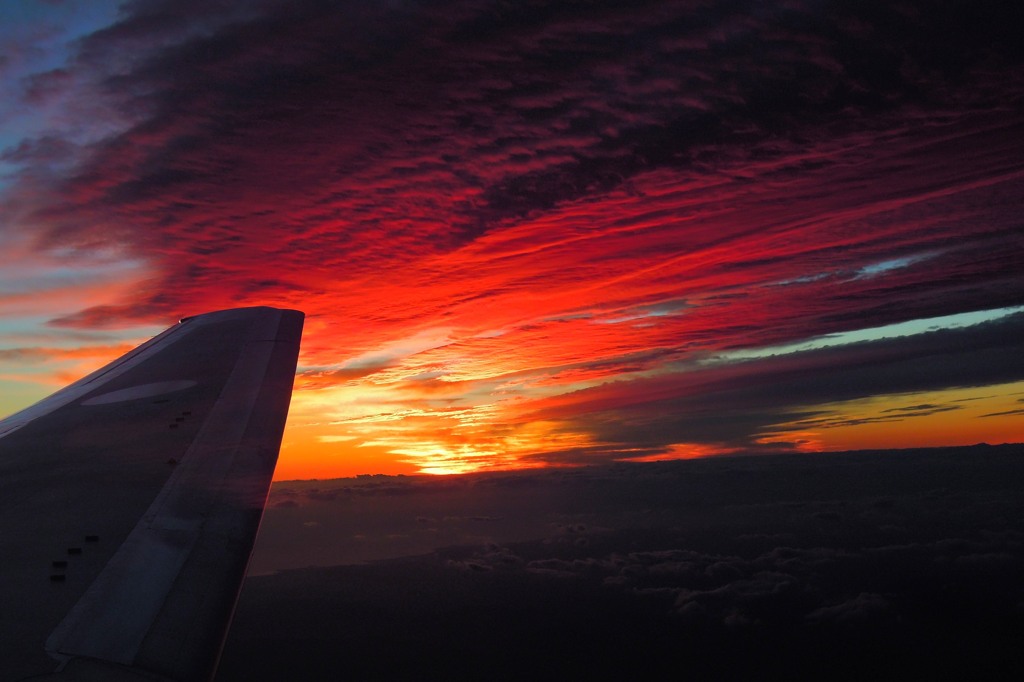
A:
0 306 304 681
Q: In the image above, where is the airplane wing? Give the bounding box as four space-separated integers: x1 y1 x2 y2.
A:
0 306 304 681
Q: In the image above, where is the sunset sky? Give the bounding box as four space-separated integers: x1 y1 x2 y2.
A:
1 0 1022 479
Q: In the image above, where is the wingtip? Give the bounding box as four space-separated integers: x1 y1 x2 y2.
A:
179 307 305 326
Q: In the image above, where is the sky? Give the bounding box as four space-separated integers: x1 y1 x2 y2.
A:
1 0 1022 479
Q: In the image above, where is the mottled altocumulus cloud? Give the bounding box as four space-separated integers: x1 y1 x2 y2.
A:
2 0 1023 472
7 0 1021 321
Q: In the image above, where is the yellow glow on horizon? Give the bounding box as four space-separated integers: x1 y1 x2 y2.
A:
278 371 595 477
764 382 1024 453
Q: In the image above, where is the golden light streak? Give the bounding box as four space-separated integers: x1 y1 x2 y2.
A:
763 382 1024 453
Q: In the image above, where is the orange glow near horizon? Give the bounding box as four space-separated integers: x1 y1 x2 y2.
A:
4 352 1021 481
272 373 1024 479
618 443 742 463
277 370 599 478
762 382 1024 456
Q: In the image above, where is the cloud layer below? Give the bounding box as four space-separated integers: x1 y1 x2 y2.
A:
227 447 1024 679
